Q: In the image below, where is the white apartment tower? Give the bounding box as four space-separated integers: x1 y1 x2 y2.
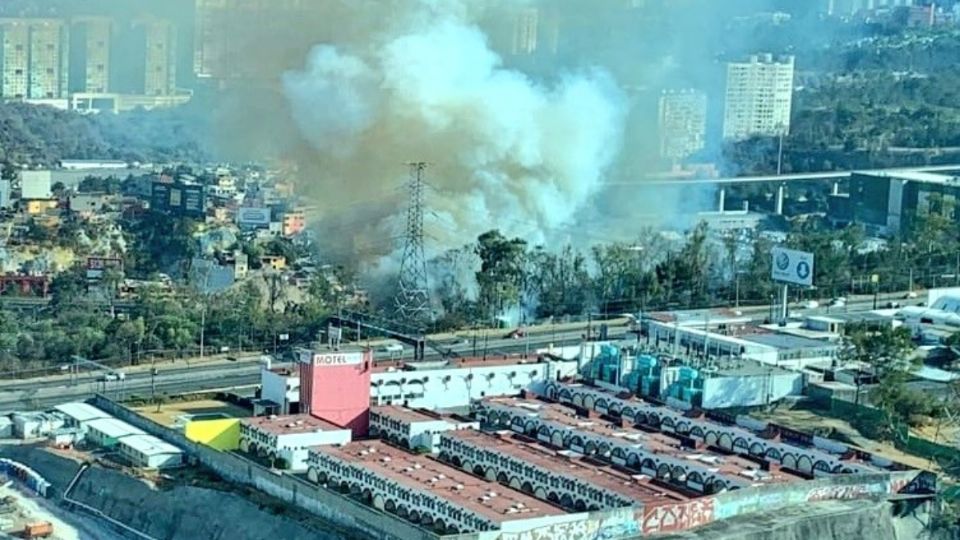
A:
143 19 177 96
81 18 111 93
1 21 29 98
723 54 794 141
0 19 69 100
658 89 707 162
828 0 914 16
512 7 540 55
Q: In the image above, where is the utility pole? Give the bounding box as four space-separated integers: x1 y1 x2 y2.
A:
395 162 430 326
199 304 206 359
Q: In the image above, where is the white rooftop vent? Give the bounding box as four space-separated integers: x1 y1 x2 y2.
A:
413 463 423 469
381 457 391 463
360 450 369 456
487 491 497 497
453 484 464 491
438 474 446 480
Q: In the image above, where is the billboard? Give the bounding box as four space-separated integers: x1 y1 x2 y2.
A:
237 206 271 227
303 351 365 366
771 247 814 287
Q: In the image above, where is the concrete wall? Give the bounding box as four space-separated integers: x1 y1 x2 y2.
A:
701 371 804 409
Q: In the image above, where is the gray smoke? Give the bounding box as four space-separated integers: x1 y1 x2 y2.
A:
282 1 626 261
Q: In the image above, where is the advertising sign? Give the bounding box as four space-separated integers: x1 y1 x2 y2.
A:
771 247 814 287
305 352 364 366
237 206 271 227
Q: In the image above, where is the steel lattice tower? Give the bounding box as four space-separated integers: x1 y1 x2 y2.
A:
395 162 430 325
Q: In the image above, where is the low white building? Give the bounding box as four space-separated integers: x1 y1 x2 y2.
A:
372 357 579 410
240 414 351 471
85 418 145 448
118 434 183 469
369 406 478 452
53 403 111 434
12 412 64 439
260 367 301 415
261 357 579 414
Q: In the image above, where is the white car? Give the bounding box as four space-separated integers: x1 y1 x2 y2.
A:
803 300 820 309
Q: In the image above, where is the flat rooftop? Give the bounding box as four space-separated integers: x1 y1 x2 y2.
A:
314 440 564 523
243 414 346 435
858 170 959 184
741 332 838 351
120 434 182 456
374 356 544 374
443 429 688 506
371 406 444 424
482 397 801 485
132 399 250 428
53 402 110 423
709 360 796 378
87 417 146 439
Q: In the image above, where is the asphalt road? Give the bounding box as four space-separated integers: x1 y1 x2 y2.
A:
0 328 603 412
0 293 923 413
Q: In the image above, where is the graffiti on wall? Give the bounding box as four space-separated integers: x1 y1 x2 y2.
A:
806 484 873 502
893 471 937 495
642 498 715 535
499 508 641 540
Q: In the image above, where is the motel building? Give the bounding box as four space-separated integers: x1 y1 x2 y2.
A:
239 414 352 470
437 429 688 513
538 381 885 476
368 405 478 452
305 440 566 535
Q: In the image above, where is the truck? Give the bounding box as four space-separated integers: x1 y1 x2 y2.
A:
21 521 53 538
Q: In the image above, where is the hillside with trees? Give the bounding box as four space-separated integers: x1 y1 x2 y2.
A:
0 103 208 167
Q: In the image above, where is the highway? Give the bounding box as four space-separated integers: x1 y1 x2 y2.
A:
0 291 924 412
0 327 605 412
603 163 960 187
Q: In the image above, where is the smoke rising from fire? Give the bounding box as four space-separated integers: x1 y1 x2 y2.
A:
282 3 625 260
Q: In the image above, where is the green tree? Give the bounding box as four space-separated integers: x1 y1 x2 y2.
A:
475 230 527 321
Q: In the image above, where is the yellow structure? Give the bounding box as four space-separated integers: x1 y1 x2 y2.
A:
25 199 58 215
184 418 240 451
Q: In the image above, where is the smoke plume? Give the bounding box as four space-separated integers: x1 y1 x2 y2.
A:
282 2 625 260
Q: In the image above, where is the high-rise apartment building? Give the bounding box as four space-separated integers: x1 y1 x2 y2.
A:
0 18 70 100
722 54 794 141
658 89 708 162
25 19 69 100
143 19 177 96
194 0 322 81
512 8 540 55
0 21 29 98
827 0 915 16
80 17 111 93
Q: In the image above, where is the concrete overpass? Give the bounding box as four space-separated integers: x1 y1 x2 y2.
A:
604 163 960 216
605 163 960 187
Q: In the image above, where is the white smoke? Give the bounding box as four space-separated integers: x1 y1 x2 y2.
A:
282 3 625 256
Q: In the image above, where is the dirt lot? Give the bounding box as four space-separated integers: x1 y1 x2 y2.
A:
132 399 249 428
0 482 123 540
752 406 938 472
